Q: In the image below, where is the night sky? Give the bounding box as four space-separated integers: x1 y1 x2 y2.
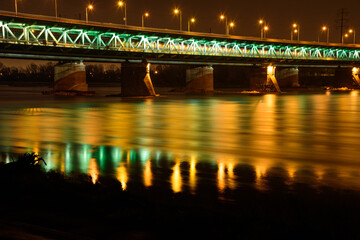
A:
0 0 359 66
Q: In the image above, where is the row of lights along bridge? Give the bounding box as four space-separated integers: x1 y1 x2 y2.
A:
12 0 357 44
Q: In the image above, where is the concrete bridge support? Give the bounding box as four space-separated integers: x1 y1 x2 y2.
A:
120 61 156 97
276 67 300 88
334 67 360 88
54 61 88 92
185 66 214 94
249 66 281 92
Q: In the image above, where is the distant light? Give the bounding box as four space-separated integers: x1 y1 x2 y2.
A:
293 23 297 28
88 4 94 10
294 29 298 33
322 26 327 31
220 15 225 20
259 20 263 24
229 22 234 27
264 26 269 31
174 8 179 14
191 18 195 23
144 12 149 17
345 33 349 37
349 29 353 33
118 1 124 7
267 65 275 75
154 70 159 74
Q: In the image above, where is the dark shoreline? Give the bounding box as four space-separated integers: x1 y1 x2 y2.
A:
1 161 360 240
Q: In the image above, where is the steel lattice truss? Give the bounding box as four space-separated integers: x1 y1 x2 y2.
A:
1 20 360 61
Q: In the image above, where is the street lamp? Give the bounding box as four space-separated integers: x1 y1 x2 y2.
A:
54 0 58 18
321 26 329 43
259 19 265 39
14 0 18 15
291 23 300 41
220 14 229 35
142 12 149 28
118 1 127 25
188 17 195 32
349 29 356 44
86 4 93 23
229 22 235 34
173 8 182 31
263 25 269 38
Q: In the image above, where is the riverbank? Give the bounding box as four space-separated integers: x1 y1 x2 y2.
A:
1 159 360 240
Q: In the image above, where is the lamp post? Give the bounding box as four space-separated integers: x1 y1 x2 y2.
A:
54 0 58 18
321 26 329 43
220 15 228 35
86 4 93 23
228 22 234 35
173 8 182 31
142 12 149 28
263 25 269 38
349 29 356 44
14 0 18 15
259 19 264 39
118 1 127 25
188 18 195 32
291 23 300 41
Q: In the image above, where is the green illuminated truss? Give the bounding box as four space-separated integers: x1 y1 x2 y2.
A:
1 20 360 61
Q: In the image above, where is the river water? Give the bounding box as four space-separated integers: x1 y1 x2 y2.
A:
1 88 360 198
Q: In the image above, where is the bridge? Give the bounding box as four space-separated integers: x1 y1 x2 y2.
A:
1 11 360 96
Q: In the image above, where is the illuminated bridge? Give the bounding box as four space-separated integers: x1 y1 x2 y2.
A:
1 11 360 95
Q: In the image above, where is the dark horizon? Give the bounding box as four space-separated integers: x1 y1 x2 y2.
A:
0 0 358 43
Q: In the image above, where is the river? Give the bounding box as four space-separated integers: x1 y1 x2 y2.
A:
1 87 360 199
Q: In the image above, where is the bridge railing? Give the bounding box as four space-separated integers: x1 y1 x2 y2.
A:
1 20 360 62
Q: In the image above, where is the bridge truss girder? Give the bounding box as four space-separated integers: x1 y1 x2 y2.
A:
1 20 360 63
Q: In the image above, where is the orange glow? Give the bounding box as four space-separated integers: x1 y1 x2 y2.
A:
88 4 93 10
88 158 99 184
174 8 179 14
144 160 152 187
171 162 182 193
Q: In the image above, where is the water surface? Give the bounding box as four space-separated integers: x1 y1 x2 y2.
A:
1 90 360 198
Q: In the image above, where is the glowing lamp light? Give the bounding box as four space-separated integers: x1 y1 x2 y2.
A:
267 65 275 75
220 15 225 20
294 29 298 33
144 12 149 17
293 23 297 28
345 33 349 38
118 1 124 7
259 20 263 24
349 29 353 33
264 26 269 31
322 26 327 31
229 22 234 27
352 67 359 75
88 4 94 10
191 18 195 23
174 9 179 14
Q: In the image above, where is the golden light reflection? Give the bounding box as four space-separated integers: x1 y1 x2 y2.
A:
255 163 268 190
88 158 99 184
351 90 359 97
116 163 128 190
217 162 226 193
144 160 152 187
189 157 197 193
227 162 236 190
171 162 182 193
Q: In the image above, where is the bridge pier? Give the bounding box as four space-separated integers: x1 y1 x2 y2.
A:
185 66 214 94
54 61 88 92
276 67 300 88
120 61 156 97
249 66 281 92
334 67 360 88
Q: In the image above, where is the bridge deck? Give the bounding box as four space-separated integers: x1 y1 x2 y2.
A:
0 11 360 66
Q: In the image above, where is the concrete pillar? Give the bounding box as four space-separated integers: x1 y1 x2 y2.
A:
249 66 280 92
185 66 214 94
334 67 360 88
120 61 156 97
352 67 360 87
54 61 88 91
276 67 300 88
